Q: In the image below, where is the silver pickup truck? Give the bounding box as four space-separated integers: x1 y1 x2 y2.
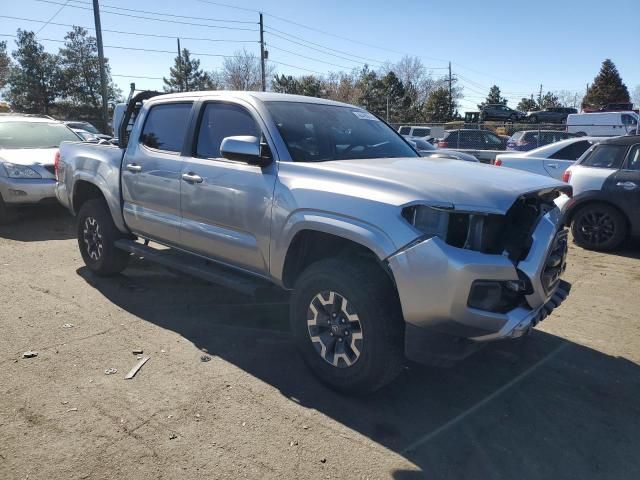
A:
56 91 572 393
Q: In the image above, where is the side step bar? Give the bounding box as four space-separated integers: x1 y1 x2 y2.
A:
114 239 270 296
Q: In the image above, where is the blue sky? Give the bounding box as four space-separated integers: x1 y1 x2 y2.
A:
2 0 638 112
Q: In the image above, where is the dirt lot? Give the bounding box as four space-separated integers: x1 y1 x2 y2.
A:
1 206 639 480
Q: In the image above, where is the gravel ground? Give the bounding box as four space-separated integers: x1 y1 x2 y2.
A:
1 206 639 480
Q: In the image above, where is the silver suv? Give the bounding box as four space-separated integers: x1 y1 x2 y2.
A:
56 91 572 393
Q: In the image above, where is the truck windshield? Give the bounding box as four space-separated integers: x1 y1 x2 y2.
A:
0 121 80 149
265 101 417 162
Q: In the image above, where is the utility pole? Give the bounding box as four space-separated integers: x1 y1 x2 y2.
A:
448 61 453 119
177 38 185 92
386 95 389 122
92 0 109 133
259 13 266 92
538 84 543 105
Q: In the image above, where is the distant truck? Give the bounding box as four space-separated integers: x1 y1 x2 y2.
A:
566 111 639 137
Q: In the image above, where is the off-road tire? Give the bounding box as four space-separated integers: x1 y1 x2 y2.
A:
571 203 627 251
290 257 404 394
77 198 130 275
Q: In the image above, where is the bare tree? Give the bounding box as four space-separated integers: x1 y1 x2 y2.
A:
555 89 584 109
221 48 274 91
632 85 640 108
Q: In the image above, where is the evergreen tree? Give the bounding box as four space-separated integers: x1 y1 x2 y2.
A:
0 40 10 91
478 85 507 109
272 74 301 94
517 95 538 112
163 48 210 92
423 87 452 122
58 26 118 110
582 59 630 110
538 91 561 109
6 30 60 114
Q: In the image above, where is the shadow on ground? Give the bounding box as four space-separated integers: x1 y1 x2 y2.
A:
0 205 74 241
77 259 640 480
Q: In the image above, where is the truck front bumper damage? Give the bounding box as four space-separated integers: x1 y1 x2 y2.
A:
387 209 571 365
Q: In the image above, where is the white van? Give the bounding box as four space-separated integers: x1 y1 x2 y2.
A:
566 111 638 137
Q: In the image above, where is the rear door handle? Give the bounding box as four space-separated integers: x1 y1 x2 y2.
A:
546 163 558 168
182 172 203 184
126 163 142 173
616 181 637 190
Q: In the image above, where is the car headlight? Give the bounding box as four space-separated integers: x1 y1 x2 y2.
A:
402 205 451 239
2 163 42 179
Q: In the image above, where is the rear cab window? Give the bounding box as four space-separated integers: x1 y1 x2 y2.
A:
140 103 193 153
579 144 629 169
398 126 411 135
411 128 430 137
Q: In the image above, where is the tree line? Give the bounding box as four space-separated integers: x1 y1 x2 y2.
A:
0 27 635 129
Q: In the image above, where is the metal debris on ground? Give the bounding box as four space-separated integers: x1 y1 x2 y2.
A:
200 355 211 362
62 323 74 328
66 408 78 412
320 458 327 463
104 368 118 375
124 356 150 379
169 433 178 440
22 351 38 358
132 349 143 355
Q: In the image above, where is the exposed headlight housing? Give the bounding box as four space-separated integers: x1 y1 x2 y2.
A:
401 205 451 239
2 163 42 179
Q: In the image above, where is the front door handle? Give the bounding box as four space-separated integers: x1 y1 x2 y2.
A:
616 181 637 190
126 163 142 173
181 172 203 184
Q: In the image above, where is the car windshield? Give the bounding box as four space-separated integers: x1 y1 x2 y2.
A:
265 101 417 162
0 121 80 148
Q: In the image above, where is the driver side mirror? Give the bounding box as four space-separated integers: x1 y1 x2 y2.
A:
220 136 272 167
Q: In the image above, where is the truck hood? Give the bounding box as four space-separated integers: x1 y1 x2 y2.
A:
283 157 568 214
0 148 58 166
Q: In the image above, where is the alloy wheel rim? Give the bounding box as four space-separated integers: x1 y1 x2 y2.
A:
83 216 104 261
578 210 615 246
307 291 363 368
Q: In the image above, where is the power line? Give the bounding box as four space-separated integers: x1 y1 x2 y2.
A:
0 14 258 43
64 0 256 24
31 0 258 31
267 44 355 71
36 0 69 34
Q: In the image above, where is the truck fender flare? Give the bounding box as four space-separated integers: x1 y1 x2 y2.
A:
71 171 128 233
271 210 397 284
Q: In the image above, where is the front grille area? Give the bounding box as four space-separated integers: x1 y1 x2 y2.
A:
541 229 569 293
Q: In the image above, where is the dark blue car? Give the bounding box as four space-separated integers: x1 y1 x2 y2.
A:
506 130 578 151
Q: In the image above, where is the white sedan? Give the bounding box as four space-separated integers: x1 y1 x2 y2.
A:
494 137 599 180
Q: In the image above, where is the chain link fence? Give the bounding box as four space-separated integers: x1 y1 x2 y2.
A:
392 119 639 153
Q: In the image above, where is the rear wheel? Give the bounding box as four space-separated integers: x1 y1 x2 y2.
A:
77 199 130 275
571 203 627 251
0 194 18 225
290 257 404 394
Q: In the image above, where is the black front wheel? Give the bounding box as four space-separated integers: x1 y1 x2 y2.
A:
77 199 130 275
290 258 404 394
571 203 627 251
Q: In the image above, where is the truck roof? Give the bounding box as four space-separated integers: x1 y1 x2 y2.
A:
145 90 355 109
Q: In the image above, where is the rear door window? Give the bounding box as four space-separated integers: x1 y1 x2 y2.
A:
140 103 192 153
580 144 628 169
399 126 411 135
549 140 593 160
411 127 430 137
